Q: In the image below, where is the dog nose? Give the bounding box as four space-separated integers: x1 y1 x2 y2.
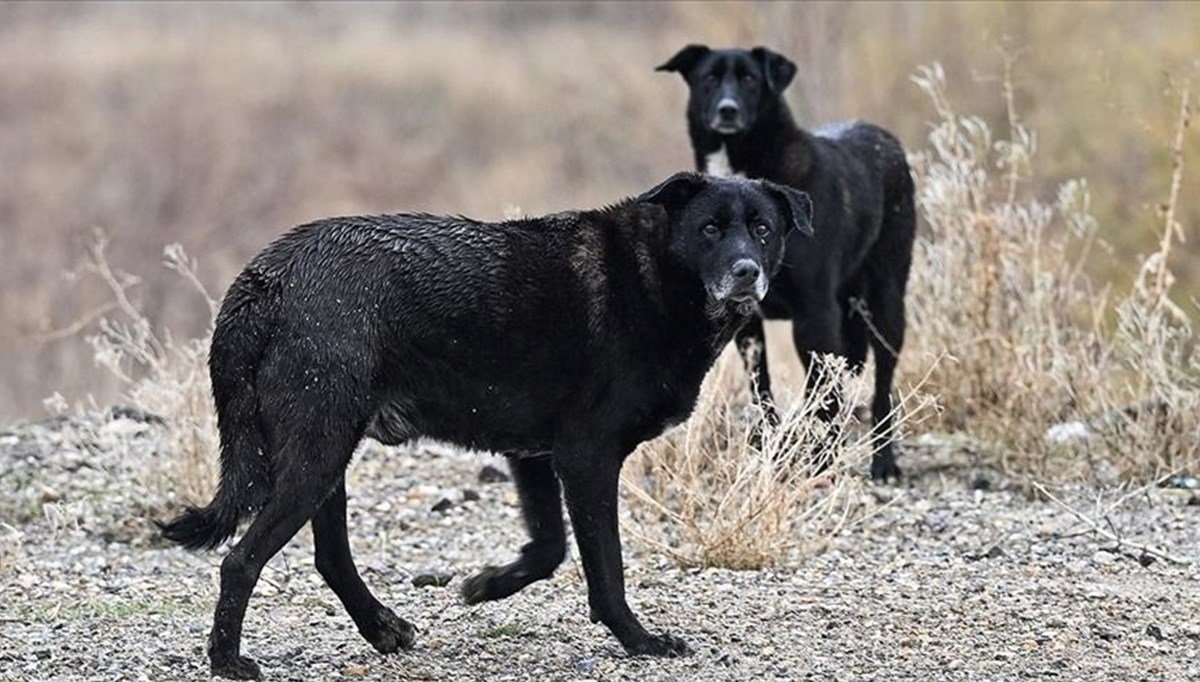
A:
731 259 760 283
717 99 740 121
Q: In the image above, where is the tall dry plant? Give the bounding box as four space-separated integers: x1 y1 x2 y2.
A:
81 231 219 507
905 63 1198 480
622 349 932 570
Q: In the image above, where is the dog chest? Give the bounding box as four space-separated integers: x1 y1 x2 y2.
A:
704 145 743 179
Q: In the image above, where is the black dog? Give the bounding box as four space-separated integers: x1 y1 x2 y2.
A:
657 45 916 481
161 173 812 680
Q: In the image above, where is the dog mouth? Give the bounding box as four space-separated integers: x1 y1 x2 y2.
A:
709 121 745 135
709 271 770 309
726 292 758 305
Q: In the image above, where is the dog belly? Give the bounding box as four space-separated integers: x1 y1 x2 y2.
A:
367 386 560 455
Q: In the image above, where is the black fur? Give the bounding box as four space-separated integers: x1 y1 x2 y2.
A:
658 44 917 481
161 173 812 680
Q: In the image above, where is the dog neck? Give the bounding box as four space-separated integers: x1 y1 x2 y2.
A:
585 202 750 359
690 100 814 182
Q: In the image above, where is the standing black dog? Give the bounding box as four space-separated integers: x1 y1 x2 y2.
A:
160 173 812 680
657 44 916 481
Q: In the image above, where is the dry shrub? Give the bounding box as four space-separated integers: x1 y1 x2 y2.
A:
0 523 24 574
622 348 932 570
81 231 219 507
904 63 1199 480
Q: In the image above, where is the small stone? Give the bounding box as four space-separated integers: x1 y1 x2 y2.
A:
574 658 596 675
967 545 1004 561
970 475 992 491
1145 624 1165 641
341 664 368 677
431 498 454 513
411 572 453 588
1136 553 1157 568
1096 627 1120 642
478 465 511 484
1187 495 1199 506
462 489 481 502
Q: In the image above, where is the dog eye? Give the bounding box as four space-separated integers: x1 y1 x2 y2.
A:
741 74 757 84
754 224 771 237
702 223 720 237
703 74 718 86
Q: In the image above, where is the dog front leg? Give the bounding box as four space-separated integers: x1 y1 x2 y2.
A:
735 315 779 425
793 305 849 470
461 455 566 604
553 443 689 657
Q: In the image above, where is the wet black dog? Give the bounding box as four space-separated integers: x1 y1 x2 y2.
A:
161 173 812 680
658 44 916 480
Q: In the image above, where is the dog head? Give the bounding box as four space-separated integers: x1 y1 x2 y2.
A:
656 45 796 137
640 172 812 313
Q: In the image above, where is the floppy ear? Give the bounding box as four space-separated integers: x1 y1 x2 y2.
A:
639 172 708 212
655 44 711 78
761 180 813 237
750 46 797 93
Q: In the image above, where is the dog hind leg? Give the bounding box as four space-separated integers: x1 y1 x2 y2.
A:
208 363 374 680
863 179 915 482
313 478 415 654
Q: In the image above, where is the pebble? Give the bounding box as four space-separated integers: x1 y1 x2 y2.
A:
478 464 511 484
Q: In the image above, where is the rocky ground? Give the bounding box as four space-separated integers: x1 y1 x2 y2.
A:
1 412 1198 682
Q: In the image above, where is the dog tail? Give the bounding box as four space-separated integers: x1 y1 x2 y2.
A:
160 273 275 551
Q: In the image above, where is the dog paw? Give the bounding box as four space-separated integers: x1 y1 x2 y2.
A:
870 451 901 482
459 566 501 605
210 655 263 681
625 632 691 658
362 607 417 654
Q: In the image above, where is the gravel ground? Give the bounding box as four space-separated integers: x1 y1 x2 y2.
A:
1 413 1199 682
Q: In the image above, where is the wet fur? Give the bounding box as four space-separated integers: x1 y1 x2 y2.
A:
658 45 917 480
160 173 806 679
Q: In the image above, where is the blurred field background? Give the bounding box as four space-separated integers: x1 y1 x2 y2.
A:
1 0 1198 421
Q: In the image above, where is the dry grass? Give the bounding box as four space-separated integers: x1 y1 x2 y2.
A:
77 232 219 508
622 349 934 570
903 63 1199 481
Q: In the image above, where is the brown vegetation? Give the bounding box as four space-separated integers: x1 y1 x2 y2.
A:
2 2 1198 420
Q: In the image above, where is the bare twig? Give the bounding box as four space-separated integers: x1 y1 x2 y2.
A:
1033 482 1193 566
36 301 119 342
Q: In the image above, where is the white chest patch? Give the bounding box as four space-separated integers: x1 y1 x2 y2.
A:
704 145 742 178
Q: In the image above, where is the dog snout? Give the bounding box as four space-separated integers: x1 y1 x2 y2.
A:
717 98 740 122
730 259 760 286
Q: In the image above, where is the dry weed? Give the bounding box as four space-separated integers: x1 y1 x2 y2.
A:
623 348 933 570
0 523 24 574
905 64 1198 481
81 231 219 507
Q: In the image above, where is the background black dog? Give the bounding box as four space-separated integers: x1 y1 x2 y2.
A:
658 44 916 481
161 173 812 680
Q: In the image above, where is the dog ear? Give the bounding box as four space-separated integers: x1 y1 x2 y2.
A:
639 172 708 211
750 46 797 93
655 44 711 78
761 180 813 237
